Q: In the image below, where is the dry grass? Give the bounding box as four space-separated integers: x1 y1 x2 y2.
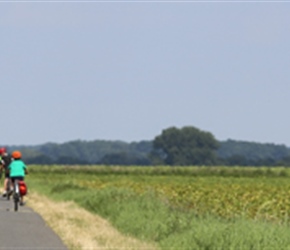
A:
27 192 159 250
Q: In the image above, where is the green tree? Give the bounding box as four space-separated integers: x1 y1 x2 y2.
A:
100 152 151 165
152 126 219 165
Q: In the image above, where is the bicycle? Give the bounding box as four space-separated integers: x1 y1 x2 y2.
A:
13 179 20 211
12 179 27 211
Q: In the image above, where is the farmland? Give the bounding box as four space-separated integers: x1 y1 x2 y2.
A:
28 166 290 249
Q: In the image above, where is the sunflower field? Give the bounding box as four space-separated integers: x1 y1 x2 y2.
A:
28 165 290 249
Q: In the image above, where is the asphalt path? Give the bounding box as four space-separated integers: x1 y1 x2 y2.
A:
0 195 68 250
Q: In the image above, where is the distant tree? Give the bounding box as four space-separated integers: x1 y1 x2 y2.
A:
100 152 151 165
222 155 249 166
55 156 89 165
152 126 219 165
25 154 53 165
278 156 290 166
217 139 290 165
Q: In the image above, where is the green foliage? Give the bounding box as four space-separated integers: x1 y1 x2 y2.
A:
28 165 290 178
160 216 290 250
29 166 290 250
152 126 219 165
218 139 290 166
100 152 151 165
5 130 290 166
7 140 152 165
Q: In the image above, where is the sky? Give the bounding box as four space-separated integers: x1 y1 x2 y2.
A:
1 1 290 146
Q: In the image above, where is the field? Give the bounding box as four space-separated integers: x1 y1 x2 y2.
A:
27 165 290 250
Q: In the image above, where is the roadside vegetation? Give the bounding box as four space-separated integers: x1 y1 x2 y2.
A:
27 165 290 250
28 192 158 250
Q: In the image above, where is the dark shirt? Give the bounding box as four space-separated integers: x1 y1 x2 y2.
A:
1 155 12 170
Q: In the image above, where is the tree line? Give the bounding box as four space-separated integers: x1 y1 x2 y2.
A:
5 126 290 166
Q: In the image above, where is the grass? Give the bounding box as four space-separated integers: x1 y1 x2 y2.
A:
28 164 290 177
27 191 158 250
27 165 290 249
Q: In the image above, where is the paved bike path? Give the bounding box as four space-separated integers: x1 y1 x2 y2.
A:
0 196 68 249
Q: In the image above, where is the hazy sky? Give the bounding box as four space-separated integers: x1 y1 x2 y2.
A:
1 1 290 146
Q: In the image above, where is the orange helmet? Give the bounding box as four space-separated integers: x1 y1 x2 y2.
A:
12 151 22 159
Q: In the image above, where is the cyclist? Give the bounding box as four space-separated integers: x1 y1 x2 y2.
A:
0 147 12 197
8 151 28 205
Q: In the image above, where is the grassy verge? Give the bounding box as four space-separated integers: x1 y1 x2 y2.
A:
26 166 290 249
27 191 158 250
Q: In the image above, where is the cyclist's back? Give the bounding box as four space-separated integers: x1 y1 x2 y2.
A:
2 154 12 171
0 147 12 197
9 151 28 206
9 158 27 179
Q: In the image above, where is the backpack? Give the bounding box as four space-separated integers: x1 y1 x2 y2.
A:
19 181 27 196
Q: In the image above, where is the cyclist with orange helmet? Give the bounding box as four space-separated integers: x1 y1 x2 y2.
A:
0 147 12 197
8 151 28 205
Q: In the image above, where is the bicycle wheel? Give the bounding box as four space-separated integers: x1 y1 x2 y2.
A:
14 197 18 211
13 182 19 212
7 178 11 200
